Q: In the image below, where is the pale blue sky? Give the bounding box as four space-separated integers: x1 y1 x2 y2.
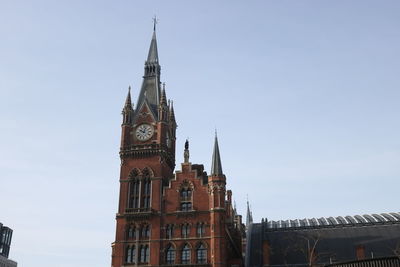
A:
1 1 399 267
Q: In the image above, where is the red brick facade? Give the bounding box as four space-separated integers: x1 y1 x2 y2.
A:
111 29 244 267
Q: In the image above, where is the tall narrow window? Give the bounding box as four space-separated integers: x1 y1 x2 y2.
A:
166 224 173 239
142 178 151 209
140 245 149 263
181 244 191 264
165 244 175 264
197 223 205 237
127 225 136 239
196 243 207 264
141 225 150 239
126 245 136 263
181 224 190 238
128 180 140 209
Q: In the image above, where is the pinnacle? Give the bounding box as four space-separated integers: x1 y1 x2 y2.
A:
210 134 223 176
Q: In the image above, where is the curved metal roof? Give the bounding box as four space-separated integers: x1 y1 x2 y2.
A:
263 212 400 231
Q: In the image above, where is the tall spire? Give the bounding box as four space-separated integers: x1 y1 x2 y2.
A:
147 18 159 64
246 197 253 228
135 24 162 120
210 132 223 176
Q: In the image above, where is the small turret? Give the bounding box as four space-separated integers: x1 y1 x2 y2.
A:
122 86 134 125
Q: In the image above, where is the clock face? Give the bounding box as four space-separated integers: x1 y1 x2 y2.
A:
135 124 154 141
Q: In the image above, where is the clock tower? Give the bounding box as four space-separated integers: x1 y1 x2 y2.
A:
111 27 177 267
111 26 244 267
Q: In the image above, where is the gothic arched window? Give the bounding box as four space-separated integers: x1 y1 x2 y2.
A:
141 225 150 239
165 244 175 264
128 169 140 210
196 243 207 264
142 178 151 209
127 225 136 239
125 245 136 263
140 245 149 263
181 224 190 238
142 168 152 210
196 223 205 237
181 244 191 264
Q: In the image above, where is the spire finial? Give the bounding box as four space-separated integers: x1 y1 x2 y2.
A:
152 15 158 32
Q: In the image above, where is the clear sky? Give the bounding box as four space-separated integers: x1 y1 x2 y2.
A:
1 1 399 266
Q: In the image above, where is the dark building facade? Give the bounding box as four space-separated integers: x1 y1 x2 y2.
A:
0 224 13 259
0 223 17 267
111 27 244 267
246 213 400 267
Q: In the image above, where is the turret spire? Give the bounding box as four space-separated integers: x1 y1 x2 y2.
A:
210 132 223 176
122 86 134 125
246 196 253 228
169 100 176 122
124 86 133 109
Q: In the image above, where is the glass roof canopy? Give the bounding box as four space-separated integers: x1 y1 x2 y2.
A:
264 212 400 231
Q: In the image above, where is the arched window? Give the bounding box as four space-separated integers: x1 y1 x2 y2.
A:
126 245 136 263
141 225 150 239
166 224 173 239
128 180 140 209
165 244 175 264
143 181 151 208
181 244 191 264
181 224 190 238
140 245 149 263
196 243 207 264
127 225 136 239
142 169 152 210
197 223 205 237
